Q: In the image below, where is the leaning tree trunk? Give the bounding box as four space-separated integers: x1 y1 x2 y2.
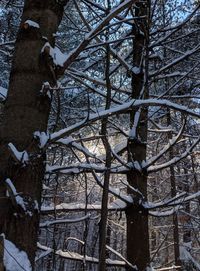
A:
0 0 68 268
126 2 150 270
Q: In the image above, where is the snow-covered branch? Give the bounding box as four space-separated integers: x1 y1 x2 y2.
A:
39 214 92 227
147 137 200 173
61 0 134 70
47 99 199 144
37 243 128 267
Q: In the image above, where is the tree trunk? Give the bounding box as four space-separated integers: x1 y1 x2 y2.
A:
98 12 112 269
126 2 150 270
182 166 192 271
167 112 181 270
0 0 68 268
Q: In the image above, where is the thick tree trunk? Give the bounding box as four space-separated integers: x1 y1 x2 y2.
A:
126 2 150 270
126 171 149 271
0 0 67 268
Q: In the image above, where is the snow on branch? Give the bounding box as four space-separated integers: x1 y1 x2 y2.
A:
129 109 141 139
40 214 92 227
68 67 130 95
41 42 68 67
73 1 136 76
143 120 185 169
150 43 200 77
145 190 200 210
82 0 133 26
41 203 101 214
147 137 200 173
66 70 122 105
106 245 137 269
34 131 49 148
41 200 127 215
180 190 200 203
49 99 200 143
24 20 40 29
62 0 134 70
149 206 182 217
46 163 128 175
57 136 100 160
8 143 29 166
41 191 200 215
4 179 37 216
0 48 12 57
154 267 181 271
37 243 128 267
46 163 107 174
150 3 200 45
5 179 27 212
0 40 15 48
91 169 132 204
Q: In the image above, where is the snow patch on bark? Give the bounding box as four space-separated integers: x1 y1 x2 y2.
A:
41 42 68 67
5 179 26 212
24 20 39 28
8 143 29 165
34 131 49 148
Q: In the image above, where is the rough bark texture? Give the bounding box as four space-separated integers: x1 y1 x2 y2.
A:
0 0 67 268
126 2 150 270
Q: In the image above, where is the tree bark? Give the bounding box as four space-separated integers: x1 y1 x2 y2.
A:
167 112 182 270
98 8 112 269
126 2 150 270
0 0 68 268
